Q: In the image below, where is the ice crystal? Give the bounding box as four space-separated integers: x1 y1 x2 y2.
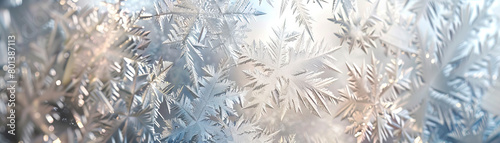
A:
329 12 381 53
238 23 340 119
400 0 500 142
224 116 276 142
141 0 264 88
336 53 416 142
3 0 500 142
164 60 269 142
62 3 151 82
332 0 357 17
279 0 324 40
0 0 173 142
105 57 173 142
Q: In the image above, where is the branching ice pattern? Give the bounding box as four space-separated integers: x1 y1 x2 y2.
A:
2 0 500 142
336 53 415 143
141 0 264 88
164 61 271 142
238 23 340 119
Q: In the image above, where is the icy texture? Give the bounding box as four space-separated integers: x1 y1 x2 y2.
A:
0 0 500 142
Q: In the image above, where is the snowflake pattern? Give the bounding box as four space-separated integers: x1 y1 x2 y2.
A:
1 0 500 142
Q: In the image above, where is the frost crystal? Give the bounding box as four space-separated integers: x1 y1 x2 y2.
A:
238 23 340 119
336 53 415 142
141 0 264 88
165 61 268 142
2 0 500 142
329 12 380 53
